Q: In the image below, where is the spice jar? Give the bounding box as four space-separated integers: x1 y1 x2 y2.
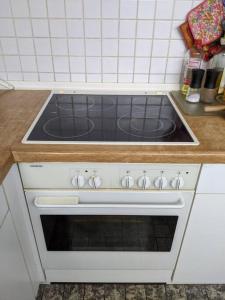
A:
201 69 220 104
186 69 205 103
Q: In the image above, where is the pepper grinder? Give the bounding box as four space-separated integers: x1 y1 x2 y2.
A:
186 69 205 103
200 69 220 104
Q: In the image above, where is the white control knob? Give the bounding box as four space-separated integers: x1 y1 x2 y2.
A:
71 175 85 188
154 176 167 189
88 176 102 189
171 176 184 189
121 175 134 188
138 176 151 189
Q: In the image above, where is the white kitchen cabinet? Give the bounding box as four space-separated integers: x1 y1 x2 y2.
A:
196 164 225 194
173 164 225 283
0 186 8 226
0 184 34 300
2 165 45 294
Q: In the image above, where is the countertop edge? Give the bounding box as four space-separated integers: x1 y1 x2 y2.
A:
11 148 225 164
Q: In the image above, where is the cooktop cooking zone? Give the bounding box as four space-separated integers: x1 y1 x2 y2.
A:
22 92 199 145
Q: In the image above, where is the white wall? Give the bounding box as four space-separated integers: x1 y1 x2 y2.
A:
0 0 201 84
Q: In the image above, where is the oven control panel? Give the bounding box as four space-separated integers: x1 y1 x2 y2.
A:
19 163 201 190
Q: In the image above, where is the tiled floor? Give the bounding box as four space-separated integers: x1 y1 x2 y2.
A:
36 283 225 300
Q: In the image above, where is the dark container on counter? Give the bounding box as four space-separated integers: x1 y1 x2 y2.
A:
186 69 205 103
200 69 220 104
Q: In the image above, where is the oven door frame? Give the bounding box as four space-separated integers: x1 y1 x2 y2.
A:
25 189 194 275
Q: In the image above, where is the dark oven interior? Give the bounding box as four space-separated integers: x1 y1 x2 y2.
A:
41 215 178 252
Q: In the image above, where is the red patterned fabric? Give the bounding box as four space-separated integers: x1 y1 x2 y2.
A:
188 0 224 46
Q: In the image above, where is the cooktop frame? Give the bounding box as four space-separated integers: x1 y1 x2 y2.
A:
22 90 199 146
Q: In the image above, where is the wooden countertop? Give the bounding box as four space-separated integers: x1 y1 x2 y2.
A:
0 89 49 183
0 89 225 183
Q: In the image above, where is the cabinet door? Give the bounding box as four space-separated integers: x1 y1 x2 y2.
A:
0 213 34 300
3 165 45 294
0 185 8 225
197 164 225 194
173 194 225 283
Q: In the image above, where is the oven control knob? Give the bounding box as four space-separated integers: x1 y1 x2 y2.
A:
71 175 85 188
121 176 134 188
171 176 184 189
88 176 102 189
138 176 151 189
154 176 167 189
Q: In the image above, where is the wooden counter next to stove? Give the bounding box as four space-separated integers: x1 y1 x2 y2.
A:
0 89 50 183
0 89 225 183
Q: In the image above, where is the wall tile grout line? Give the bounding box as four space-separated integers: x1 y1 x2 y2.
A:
0 70 182 76
45 0 56 82
8 0 24 80
0 38 8 81
132 0 139 84
116 0 121 83
0 36 184 41
64 0 72 82
81 0 88 83
163 0 176 84
100 0 103 83
0 54 188 59
27 0 40 82
0 16 196 21
147 0 157 84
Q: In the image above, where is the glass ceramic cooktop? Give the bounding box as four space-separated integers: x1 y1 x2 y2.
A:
23 93 198 145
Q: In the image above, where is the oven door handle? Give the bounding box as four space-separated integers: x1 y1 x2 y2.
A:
34 197 184 209
75 199 184 209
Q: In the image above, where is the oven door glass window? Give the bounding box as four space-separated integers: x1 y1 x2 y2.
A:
41 215 178 252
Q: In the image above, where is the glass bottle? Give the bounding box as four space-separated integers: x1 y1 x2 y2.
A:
181 48 202 95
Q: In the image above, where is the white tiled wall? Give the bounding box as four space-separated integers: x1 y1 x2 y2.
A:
0 0 201 84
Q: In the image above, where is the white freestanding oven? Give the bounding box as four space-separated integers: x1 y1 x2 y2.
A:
19 162 200 283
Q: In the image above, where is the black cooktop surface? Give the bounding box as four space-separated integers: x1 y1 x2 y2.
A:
25 94 196 144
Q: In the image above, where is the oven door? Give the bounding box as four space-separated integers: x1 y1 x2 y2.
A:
25 190 193 276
